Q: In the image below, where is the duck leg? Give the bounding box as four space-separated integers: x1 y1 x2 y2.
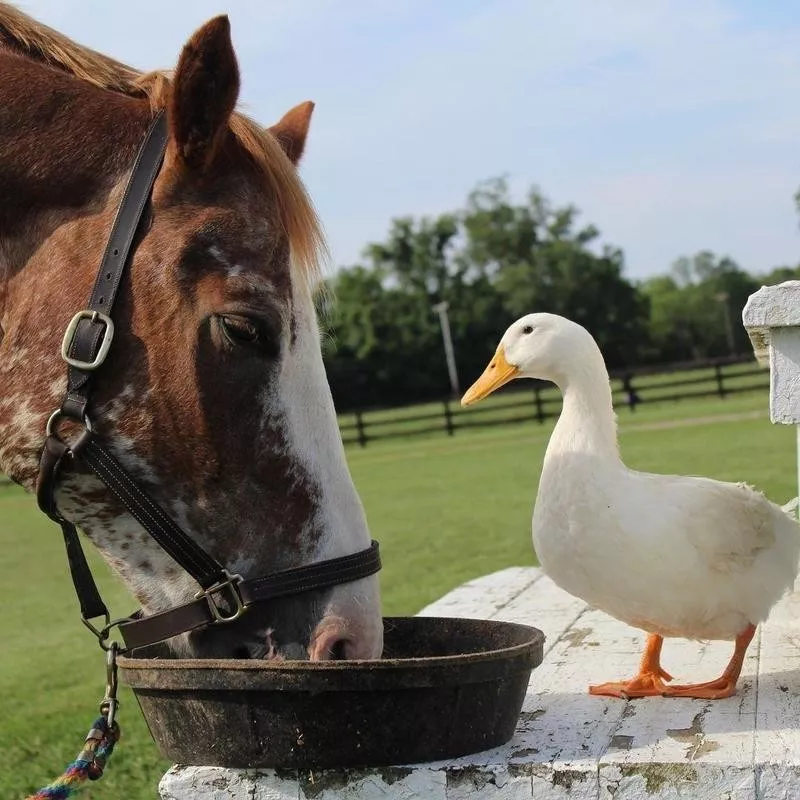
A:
662 624 755 700
589 633 674 698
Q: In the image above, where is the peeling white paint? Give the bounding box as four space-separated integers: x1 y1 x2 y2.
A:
159 568 800 799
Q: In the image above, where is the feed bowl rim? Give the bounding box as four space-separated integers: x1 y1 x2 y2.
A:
117 615 545 673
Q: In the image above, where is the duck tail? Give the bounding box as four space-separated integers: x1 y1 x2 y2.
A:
781 496 799 518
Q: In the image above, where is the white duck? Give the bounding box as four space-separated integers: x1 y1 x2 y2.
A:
462 312 800 699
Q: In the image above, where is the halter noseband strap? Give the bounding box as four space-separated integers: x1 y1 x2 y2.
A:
36 110 381 653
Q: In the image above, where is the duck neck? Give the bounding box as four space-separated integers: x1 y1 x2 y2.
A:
549 349 621 461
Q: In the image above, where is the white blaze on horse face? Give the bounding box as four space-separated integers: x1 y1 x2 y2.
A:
271 286 383 660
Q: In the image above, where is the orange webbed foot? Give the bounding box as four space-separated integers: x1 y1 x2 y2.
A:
589 633 674 698
662 676 738 700
589 670 671 698
591 624 753 701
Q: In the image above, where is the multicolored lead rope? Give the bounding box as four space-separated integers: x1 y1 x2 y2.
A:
26 714 120 799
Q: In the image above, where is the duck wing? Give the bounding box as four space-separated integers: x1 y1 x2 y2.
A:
669 477 777 574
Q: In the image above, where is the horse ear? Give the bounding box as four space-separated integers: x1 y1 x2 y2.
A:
170 15 240 170
268 101 315 165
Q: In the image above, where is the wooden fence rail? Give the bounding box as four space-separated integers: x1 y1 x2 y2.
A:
339 355 769 447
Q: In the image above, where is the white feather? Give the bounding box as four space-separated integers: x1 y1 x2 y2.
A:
483 312 800 643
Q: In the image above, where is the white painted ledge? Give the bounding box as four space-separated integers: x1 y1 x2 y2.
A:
159 566 800 799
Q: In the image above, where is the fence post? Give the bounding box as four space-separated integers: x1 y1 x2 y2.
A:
534 387 545 424
714 363 726 398
355 410 368 448
622 373 640 413
443 400 455 436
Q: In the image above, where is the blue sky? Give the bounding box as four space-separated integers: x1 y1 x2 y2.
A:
17 0 800 280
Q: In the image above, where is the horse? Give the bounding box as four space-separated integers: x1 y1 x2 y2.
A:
0 4 383 662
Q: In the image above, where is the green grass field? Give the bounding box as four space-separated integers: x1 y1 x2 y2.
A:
1 388 796 798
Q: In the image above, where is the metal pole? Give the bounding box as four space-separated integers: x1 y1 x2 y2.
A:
433 301 460 397
715 291 736 355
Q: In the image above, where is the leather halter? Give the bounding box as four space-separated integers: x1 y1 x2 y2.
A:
35 110 381 654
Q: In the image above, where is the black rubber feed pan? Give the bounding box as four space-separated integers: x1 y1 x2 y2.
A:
118 616 544 769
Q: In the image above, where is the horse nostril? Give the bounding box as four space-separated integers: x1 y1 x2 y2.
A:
330 640 348 661
309 617 366 661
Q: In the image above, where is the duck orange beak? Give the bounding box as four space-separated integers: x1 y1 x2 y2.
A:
461 344 520 407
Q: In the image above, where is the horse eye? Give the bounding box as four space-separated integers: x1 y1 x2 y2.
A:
220 315 260 345
216 313 281 358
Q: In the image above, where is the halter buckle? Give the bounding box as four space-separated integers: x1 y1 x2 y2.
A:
61 310 115 370
46 410 94 454
195 571 248 623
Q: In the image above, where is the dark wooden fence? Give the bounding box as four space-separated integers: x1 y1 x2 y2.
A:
339 355 768 447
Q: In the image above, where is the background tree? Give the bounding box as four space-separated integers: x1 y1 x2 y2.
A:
323 216 467 407
642 252 758 362
461 178 650 368
323 178 789 411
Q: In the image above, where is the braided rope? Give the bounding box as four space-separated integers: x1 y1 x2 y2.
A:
26 715 120 799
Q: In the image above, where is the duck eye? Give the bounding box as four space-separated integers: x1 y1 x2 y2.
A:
522 325 534 335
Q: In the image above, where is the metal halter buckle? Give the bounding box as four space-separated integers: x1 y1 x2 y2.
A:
61 309 115 370
195 571 248 623
46 409 94 454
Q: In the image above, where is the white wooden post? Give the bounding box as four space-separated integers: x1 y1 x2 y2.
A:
742 280 800 514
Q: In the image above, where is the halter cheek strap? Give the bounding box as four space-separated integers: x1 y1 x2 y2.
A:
36 109 381 653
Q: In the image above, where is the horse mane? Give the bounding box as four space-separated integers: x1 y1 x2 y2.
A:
0 2 327 287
